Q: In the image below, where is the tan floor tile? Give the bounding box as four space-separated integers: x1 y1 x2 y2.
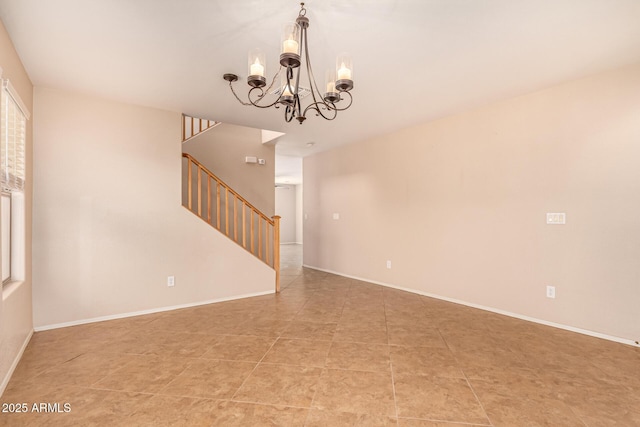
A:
333 322 388 344
231 318 292 337
390 345 464 378
142 314 200 332
312 369 396 417
91 354 192 393
160 359 256 399
326 342 391 372
393 374 489 424
126 394 220 426
340 310 387 324
108 329 218 357
262 338 331 367
131 395 310 426
63 388 155 426
398 419 490 427
480 396 586 426
207 401 309 426
9 341 89 382
281 320 337 341
455 349 537 380
305 409 398 426
233 363 322 407
296 306 344 323
387 325 446 348
33 352 136 387
200 334 276 361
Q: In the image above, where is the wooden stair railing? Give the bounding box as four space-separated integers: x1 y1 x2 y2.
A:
182 114 221 143
182 153 281 292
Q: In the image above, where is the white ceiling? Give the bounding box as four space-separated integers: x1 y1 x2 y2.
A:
2 0 640 157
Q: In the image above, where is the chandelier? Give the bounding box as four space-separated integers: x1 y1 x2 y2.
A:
223 2 354 124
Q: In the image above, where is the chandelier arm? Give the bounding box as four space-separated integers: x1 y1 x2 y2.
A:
247 87 282 109
299 20 342 121
228 80 253 106
328 91 353 111
302 28 336 120
303 102 338 120
264 66 283 95
227 67 283 108
291 55 303 119
284 104 295 122
284 67 300 120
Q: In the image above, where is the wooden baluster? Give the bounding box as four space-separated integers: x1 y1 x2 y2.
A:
199 118 203 134
191 116 194 139
250 211 255 254
216 182 221 230
242 202 246 248
182 114 186 142
225 188 229 236
273 216 281 292
266 222 270 265
207 176 212 224
197 166 202 217
187 159 192 210
258 217 262 259
233 196 238 242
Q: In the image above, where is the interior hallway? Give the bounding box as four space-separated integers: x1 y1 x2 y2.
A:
1 243 639 426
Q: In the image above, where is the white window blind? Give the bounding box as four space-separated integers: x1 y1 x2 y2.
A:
1 78 29 192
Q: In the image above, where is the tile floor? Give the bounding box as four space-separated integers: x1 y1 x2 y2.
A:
1 244 639 426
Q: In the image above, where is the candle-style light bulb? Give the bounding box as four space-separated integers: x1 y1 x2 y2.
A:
250 58 264 77
247 49 267 87
337 62 351 80
283 38 299 54
335 53 354 92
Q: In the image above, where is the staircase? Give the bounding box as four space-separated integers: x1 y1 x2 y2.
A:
182 152 281 292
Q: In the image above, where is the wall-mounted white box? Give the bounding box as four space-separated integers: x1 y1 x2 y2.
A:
546 213 566 224
245 156 257 164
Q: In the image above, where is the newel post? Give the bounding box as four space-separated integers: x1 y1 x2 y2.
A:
272 215 281 293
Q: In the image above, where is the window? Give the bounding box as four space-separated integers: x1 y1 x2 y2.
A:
1 68 29 285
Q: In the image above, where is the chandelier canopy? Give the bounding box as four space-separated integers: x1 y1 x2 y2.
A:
223 3 354 124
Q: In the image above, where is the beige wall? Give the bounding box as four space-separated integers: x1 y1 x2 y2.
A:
0 19 33 394
295 184 303 244
304 62 640 343
32 87 275 328
182 123 275 216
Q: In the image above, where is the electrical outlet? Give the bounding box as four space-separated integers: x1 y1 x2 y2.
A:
546 285 555 299
546 213 566 224
167 276 175 287
332 213 340 220
386 260 392 269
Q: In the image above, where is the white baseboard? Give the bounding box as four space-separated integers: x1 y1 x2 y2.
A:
34 290 274 332
0 329 33 397
303 264 640 348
